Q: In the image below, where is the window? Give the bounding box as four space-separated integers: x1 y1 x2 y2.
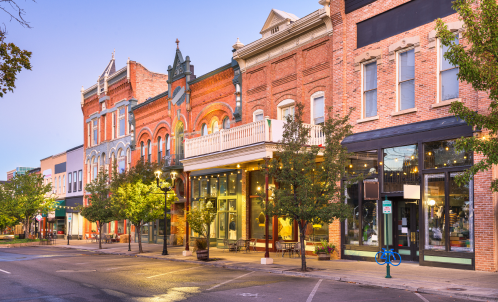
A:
58 176 61 193
253 109 264 122
68 173 72 193
112 112 116 139
92 157 97 180
176 178 184 198
363 62 377 118
201 124 208 136
73 171 77 192
271 26 279 34
140 142 145 160
92 119 98 146
250 171 273 239
87 122 90 146
282 105 295 120
398 49 415 110
63 175 65 193
383 145 419 192
119 107 126 137
440 35 459 101
222 117 230 129
347 150 378 176
147 140 151 163
166 135 170 156
424 139 472 169
118 149 125 173
212 121 219 134
158 137 162 161
78 170 82 191
313 96 324 125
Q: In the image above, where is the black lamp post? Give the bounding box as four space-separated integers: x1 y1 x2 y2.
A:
155 170 176 256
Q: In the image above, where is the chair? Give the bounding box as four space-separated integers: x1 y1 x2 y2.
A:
250 239 257 252
236 239 246 253
275 241 285 257
222 239 229 253
293 242 302 258
85 234 91 243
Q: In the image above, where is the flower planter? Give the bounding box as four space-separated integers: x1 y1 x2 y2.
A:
317 253 331 261
196 249 209 260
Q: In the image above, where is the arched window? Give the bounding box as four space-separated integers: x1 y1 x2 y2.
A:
176 178 185 198
147 140 151 163
212 121 219 134
158 137 163 161
127 149 131 171
140 142 145 161
277 99 295 121
101 153 106 173
222 117 230 129
201 123 208 136
118 149 125 173
166 134 170 156
253 109 264 122
92 156 97 180
311 92 325 125
176 123 184 156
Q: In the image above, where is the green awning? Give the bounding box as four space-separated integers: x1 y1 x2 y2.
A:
55 200 65 217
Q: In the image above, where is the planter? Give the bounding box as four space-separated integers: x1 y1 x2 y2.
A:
317 253 331 261
196 249 209 260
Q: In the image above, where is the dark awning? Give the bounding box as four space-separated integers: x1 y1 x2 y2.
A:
65 196 83 213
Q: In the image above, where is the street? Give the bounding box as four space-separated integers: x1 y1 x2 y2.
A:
0 246 469 302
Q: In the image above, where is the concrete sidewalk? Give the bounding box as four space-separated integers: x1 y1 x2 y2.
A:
52 241 498 301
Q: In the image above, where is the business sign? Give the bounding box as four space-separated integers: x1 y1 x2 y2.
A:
35 215 42 222
382 200 392 214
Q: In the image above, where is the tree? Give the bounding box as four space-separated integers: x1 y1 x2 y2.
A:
260 103 356 271
436 0 498 191
0 0 33 98
0 173 56 238
186 205 217 260
79 170 116 249
114 180 171 253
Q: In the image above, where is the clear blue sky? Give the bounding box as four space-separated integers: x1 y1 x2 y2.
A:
0 0 322 179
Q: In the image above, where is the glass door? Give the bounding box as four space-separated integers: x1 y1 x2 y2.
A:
394 199 419 261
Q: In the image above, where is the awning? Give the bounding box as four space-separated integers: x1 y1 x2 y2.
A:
65 196 83 213
55 200 66 217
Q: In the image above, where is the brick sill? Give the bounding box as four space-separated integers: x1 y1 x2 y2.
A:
357 115 379 124
431 98 462 109
391 107 417 117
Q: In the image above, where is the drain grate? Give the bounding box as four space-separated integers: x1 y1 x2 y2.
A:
447 288 467 291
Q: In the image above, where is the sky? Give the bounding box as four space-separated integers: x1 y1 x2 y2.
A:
0 0 321 179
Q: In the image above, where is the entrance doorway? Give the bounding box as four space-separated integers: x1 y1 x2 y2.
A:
393 198 419 261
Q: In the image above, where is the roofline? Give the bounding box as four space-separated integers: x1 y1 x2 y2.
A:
132 90 169 111
188 63 232 85
67 144 84 153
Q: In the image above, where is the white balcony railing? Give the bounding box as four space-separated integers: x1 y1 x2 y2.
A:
184 119 325 158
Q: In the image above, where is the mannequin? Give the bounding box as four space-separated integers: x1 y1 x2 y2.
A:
229 217 236 240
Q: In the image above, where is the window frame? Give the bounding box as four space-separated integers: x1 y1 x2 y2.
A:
222 117 230 130
78 170 82 191
158 137 162 161
252 109 264 122
437 35 460 103
147 140 151 163
92 119 98 146
361 60 378 118
396 47 416 111
118 106 126 137
277 99 295 121
68 172 72 193
201 123 208 136
310 92 325 125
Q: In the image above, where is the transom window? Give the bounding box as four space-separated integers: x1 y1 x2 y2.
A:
440 35 459 101
398 49 415 110
363 62 377 118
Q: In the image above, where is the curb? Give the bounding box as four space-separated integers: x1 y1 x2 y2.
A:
57 246 495 302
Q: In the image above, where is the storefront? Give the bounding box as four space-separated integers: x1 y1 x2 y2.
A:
341 117 475 270
189 169 242 248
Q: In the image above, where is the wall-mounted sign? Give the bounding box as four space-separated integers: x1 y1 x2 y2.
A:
35 215 42 222
403 185 420 199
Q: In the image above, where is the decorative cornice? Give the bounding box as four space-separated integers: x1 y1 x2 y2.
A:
428 21 464 49
354 49 382 71
388 36 420 60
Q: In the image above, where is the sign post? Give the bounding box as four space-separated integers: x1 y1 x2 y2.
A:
382 199 392 278
67 213 72 245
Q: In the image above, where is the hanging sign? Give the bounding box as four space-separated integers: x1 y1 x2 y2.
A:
382 200 392 214
35 215 42 222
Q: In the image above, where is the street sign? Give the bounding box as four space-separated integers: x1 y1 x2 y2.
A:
35 215 42 222
382 200 392 214
68 213 72 222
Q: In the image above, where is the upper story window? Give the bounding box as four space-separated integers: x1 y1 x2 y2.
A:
112 112 116 139
253 109 264 122
398 49 415 110
92 119 98 146
277 99 295 121
158 137 163 161
166 134 170 156
440 35 459 102
147 140 151 163
363 62 377 118
62 175 65 193
271 26 279 34
87 122 91 146
118 149 126 173
92 156 98 180
73 170 77 193
313 95 324 125
222 117 230 130
140 142 145 160
68 172 72 193
201 124 208 136
212 121 219 134
78 170 82 191
118 107 126 137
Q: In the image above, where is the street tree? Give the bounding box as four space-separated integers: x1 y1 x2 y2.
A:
436 0 498 191
186 205 217 260
79 170 116 249
114 180 171 253
260 103 356 271
0 173 56 238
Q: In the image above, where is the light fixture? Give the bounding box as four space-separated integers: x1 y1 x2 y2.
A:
445 147 449 151
429 200 436 206
349 165 353 168
154 171 162 179
257 186 261 191
380 162 383 165
237 164 240 168
454 160 457 163
428 152 432 156
364 164 367 167
411 156 414 159
395 158 398 162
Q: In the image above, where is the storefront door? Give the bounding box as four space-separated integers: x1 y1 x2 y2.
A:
394 199 419 261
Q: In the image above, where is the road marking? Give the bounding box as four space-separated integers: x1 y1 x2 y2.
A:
0 268 11 274
306 279 323 302
415 293 430 302
146 266 199 278
207 271 255 291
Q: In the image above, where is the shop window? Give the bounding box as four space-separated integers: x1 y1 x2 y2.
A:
228 174 237 195
305 223 329 243
449 173 473 252
250 171 272 239
219 176 227 196
424 173 446 250
118 220 124 234
398 49 415 110
383 145 418 192
362 200 378 246
347 150 378 176
192 178 199 199
200 179 208 198
363 61 377 118
278 217 294 240
440 35 459 101
424 139 471 169
345 183 360 245
210 177 218 197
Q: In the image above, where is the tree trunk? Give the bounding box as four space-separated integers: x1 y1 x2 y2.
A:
137 224 143 253
299 222 307 272
23 219 29 239
98 223 102 249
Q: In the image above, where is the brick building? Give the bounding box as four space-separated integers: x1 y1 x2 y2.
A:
81 53 168 240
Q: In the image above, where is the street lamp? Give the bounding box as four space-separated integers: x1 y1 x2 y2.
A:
155 170 177 256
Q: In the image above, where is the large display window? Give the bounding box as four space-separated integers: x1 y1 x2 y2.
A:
383 145 419 192
249 171 273 239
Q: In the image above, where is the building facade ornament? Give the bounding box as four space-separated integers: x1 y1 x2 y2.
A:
428 20 464 48
354 49 382 71
388 36 420 60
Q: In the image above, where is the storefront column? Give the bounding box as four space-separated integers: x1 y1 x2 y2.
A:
262 165 273 264
183 171 191 256
241 169 248 239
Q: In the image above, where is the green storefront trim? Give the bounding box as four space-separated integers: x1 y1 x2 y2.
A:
344 250 377 257
424 255 472 265
55 200 65 217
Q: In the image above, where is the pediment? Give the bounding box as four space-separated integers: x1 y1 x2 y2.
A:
172 49 185 77
260 9 299 34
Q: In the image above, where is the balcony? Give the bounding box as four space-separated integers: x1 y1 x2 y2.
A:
184 119 324 158
163 153 184 170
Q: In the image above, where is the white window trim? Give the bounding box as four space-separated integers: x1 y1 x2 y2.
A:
118 107 126 138
396 47 416 112
310 91 325 125
277 99 295 120
436 37 461 105
360 59 378 119
253 109 264 122
87 122 90 146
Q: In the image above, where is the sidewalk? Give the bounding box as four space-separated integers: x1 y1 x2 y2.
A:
52 241 498 301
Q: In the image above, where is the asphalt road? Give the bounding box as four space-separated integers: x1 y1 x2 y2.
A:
0 247 469 302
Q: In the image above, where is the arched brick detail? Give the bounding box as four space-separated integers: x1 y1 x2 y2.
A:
193 102 234 131
152 121 171 139
274 93 298 105
308 85 327 96
171 114 188 133
137 127 153 143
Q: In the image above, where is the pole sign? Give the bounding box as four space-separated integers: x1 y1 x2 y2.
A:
382 200 392 214
35 215 42 222
68 213 72 222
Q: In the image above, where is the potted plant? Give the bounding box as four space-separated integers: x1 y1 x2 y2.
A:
314 240 335 261
186 206 217 261
194 239 209 260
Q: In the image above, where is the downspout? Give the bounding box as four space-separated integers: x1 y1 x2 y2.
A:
341 0 347 116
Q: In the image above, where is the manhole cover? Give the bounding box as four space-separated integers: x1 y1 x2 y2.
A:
447 288 467 291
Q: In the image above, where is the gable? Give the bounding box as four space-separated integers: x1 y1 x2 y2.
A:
260 9 299 34
172 50 185 78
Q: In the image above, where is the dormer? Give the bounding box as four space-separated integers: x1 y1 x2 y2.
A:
260 9 299 39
